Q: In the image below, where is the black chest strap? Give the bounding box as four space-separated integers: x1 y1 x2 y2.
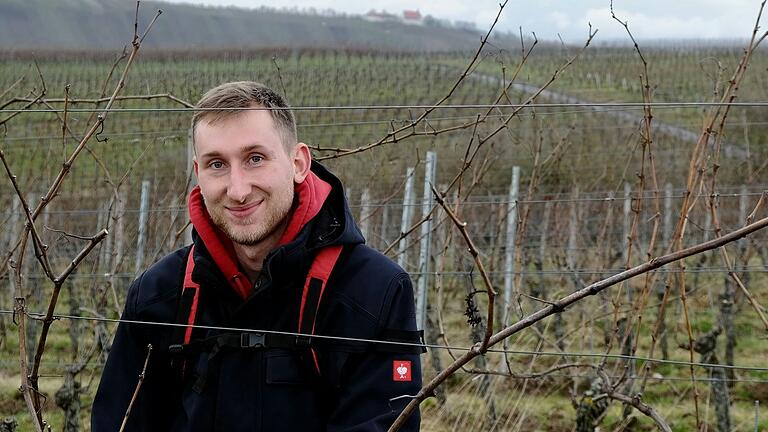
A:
169 328 425 356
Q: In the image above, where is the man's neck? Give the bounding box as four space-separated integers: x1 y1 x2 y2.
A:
232 242 269 284
232 218 290 285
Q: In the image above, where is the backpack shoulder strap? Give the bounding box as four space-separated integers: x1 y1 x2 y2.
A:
181 245 201 345
170 245 201 368
297 244 344 375
170 244 346 378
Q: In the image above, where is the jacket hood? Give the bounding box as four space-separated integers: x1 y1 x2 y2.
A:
188 162 363 300
307 161 365 247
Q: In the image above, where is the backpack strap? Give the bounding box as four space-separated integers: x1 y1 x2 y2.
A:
182 245 201 345
297 245 344 376
168 243 422 388
173 329 425 355
171 245 201 375
169 245 344 366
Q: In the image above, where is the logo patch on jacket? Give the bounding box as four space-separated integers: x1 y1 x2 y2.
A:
393 360 412 382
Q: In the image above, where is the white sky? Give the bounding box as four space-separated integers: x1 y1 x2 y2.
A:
160 0 762 42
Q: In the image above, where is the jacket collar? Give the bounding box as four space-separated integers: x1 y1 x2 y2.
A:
188 169 332 300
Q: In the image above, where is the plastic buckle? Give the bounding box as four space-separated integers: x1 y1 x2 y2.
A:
240 332 265 348
295 335 312 348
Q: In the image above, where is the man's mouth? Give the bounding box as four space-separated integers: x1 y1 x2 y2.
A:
225 200 262 219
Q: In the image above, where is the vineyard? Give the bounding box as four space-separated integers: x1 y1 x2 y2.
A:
1 7 768 431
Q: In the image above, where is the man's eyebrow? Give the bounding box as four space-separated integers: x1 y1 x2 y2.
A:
198 143 271 159
241 143 271 153
198 149 222 159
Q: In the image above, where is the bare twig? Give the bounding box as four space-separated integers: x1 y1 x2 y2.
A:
707 191 768 331
317 0 509 161
55 230 109 285
431 185 496 351
609 5 668 421
271 56 289 99
726 261 768 330
0 75 25 102
119 344 153 432
383 31 595 258
478 361 670 431
14 297 43 432
0 7 163 276
5 3 163 421
61 84 70 157
0 58 46 128
83 46 128 129
0 149 54 280
647 4 768 427
5 93 194 108
745 192 766 224
44 226 100 241
28 229 108 411
593 369 671 432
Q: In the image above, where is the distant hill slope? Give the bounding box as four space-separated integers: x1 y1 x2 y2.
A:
0 0 499 51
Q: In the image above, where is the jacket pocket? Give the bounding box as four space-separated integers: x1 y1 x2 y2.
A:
262 350 325 431
264 349 349 389
265 350 306 385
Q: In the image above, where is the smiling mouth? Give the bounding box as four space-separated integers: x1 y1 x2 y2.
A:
225 200 262 218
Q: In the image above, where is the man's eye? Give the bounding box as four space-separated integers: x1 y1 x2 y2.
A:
209 161 224 169
249 155 263 164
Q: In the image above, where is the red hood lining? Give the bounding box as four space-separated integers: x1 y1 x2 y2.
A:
188 170 332 300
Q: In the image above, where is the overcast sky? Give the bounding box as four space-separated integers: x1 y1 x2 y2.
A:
160 0 762 42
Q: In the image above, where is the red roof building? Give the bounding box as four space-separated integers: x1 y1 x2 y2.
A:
402 10 424 25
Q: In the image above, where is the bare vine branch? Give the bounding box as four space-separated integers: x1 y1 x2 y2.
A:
119 344 153 432
1 3 163 423
317 0 510 161
388 215 768 431
4 93 193 108
431 185 496 351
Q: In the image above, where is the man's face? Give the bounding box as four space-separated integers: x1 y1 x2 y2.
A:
194 108 307 246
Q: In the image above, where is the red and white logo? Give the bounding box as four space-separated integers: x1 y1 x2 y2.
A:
393 360 412 382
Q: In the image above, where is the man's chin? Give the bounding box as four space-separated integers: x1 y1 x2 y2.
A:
224 228 266 246
210 211 289 247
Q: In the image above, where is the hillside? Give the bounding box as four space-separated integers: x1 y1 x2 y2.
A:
0 0 499 51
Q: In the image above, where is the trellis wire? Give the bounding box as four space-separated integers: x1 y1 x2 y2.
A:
4 100 768 114
2 309 768 374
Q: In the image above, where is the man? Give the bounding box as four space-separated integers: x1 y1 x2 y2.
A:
92 81 423 431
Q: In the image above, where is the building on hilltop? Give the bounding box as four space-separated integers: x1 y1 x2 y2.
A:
362 9 425 26
402 10 424 25
363 9 398 23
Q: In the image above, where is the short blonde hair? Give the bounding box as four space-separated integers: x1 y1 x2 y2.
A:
192 81 297 151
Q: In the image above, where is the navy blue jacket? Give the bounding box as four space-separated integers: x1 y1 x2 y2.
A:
92 163 422 431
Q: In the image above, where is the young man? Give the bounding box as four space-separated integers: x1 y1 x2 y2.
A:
92 82 423 431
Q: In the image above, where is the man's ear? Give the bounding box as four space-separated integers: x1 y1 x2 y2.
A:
293 142 312 183
193 158 199 177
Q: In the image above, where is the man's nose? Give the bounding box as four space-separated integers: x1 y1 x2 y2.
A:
226 165 250 203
